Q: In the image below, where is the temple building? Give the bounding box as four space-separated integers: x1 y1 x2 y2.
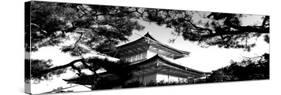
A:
113 33 207 84
64 33 208 87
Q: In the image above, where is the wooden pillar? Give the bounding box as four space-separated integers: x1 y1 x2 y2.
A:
142 70 145 85
168 68 170 83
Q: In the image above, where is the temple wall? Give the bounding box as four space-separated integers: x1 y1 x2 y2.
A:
129 73 157 84
156 73 188 83
147 46 177 60
142 74 157 84
128 73 188 85
121 51 147 62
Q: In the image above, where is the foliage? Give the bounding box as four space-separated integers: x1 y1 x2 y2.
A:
27 1 145 53
63 58 134 90
140 9 269 51
206 53 269 82
27 1 270 53
26 1 145 80
25 59 66 81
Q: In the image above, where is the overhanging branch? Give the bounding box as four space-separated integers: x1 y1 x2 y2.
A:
38 59 83 76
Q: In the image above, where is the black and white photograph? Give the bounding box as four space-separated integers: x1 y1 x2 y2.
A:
25 1 270 94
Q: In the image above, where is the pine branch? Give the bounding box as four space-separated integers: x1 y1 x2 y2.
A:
37 59 83 76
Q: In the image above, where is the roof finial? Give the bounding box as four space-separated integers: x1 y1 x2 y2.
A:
144 31 150 36
144 31 157 41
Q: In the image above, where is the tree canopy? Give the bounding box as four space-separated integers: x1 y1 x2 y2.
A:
25 2 146 89
206 53 269 82
26 1 145 53
26 2 270 53
140 9 269 51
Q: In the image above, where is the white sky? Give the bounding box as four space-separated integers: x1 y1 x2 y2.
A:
29 13 269 94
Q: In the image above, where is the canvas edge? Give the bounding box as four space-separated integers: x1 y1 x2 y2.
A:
24 1 32 94
22 1 270 94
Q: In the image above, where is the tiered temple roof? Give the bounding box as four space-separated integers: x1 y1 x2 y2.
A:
111 33 190 59
64 33 208 85
130 54 206 78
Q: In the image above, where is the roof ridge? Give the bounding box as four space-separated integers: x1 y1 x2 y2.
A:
144 33 190 56
155 55 206 74
132 54 205 74
116 32 190 57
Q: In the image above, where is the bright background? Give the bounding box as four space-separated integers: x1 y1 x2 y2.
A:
0 0 280 95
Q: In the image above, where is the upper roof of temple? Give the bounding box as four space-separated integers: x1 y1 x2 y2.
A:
114 33 190 59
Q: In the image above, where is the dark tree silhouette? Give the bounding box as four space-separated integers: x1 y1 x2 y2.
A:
25 1 145 89
206 53 269 82
25 59 66 80
26 2 270 53
140 9 269 51
26 1 145 52
62 58 135 90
